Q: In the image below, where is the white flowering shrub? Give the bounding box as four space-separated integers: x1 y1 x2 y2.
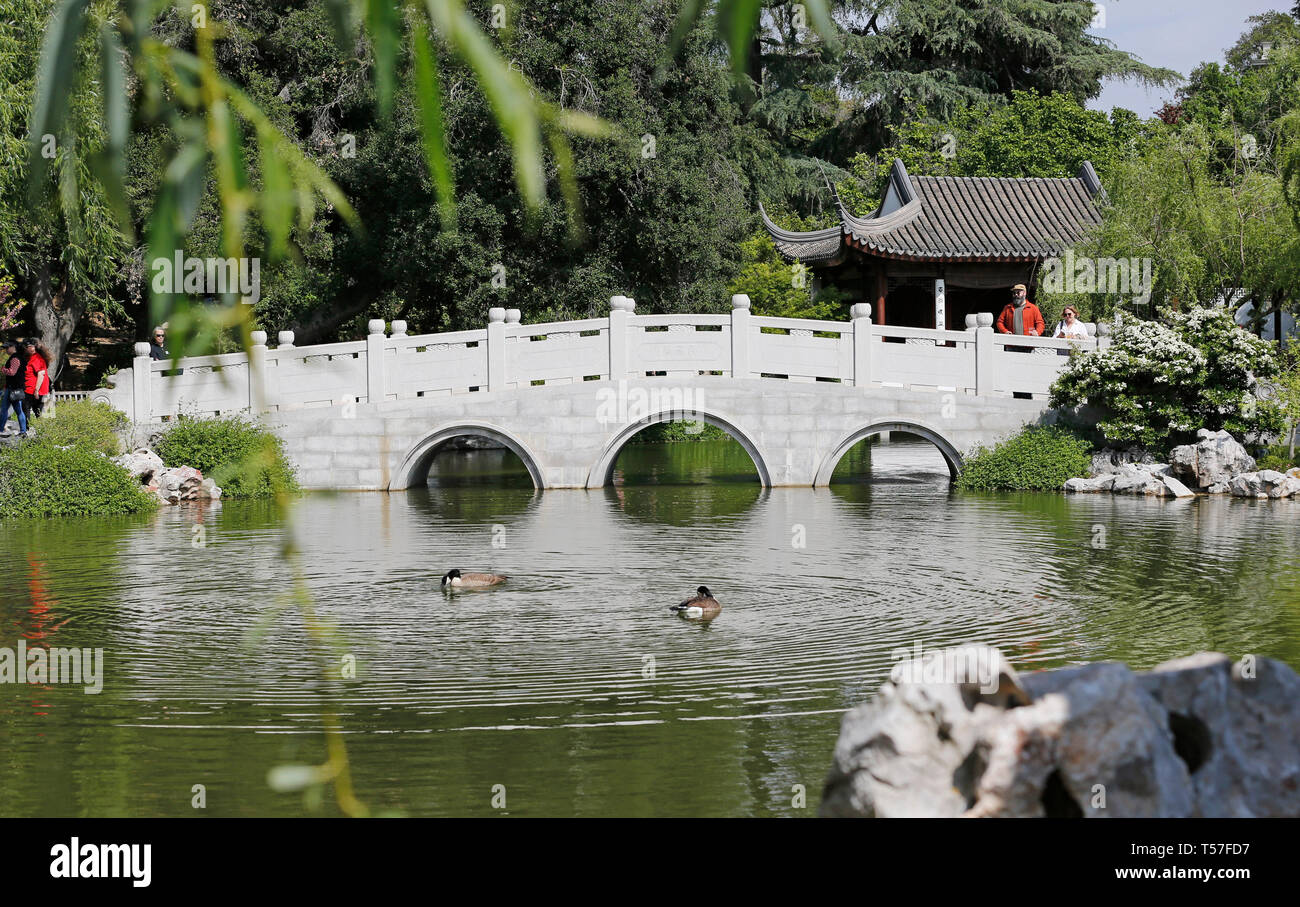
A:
1049 307 1283 451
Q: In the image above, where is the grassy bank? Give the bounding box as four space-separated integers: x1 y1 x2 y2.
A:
956 425 1093 492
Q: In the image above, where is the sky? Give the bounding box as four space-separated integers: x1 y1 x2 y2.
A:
1087 0 1292 117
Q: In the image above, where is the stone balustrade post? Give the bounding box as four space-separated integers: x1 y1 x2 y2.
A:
609 295 634 379
391 320 408 339
277 330 295 349
964 314 978 331
131 342 152 423
851 302 873 388
248 330 268 412
1095 320 1112 351
731 294 752 379
366 319 387 403
974 312 995 396
504 310 521 388
486 308 507 391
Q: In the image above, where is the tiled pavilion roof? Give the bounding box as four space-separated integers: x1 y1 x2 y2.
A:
761 160 1104 265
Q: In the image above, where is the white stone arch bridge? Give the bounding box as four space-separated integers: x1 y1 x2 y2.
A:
97 296 1105 489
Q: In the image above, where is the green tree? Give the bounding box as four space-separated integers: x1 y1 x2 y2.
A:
834 92 1152 214
0 0 130 379
1051 121 1300 324
728 229 850 319
812 0 1174 159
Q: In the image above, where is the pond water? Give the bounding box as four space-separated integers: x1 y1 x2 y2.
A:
2 437 1298 817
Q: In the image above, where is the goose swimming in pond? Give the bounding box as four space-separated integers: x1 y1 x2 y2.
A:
670 586 721 620
441 569 507 590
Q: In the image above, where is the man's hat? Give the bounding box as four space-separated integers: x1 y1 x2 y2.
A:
1011 283 1027 292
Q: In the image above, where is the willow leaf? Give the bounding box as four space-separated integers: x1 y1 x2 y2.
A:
259 128 294 260
365 0 400 117
411 19 456 229
425 0 544 212
26 0 91 202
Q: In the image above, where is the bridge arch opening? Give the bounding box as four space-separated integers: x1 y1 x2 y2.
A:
586 412 772 488
815 421 963 485
390 422 545 490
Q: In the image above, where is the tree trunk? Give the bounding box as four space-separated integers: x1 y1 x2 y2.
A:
30 264 85 386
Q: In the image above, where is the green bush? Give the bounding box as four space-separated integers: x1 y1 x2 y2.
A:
35 399 127 455
1255 445 1299 473
156 415 298 498
0 443 157 517
1049 307 1284 453
956 425 1094 492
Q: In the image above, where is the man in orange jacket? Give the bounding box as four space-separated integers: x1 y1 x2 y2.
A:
996 284 1045 336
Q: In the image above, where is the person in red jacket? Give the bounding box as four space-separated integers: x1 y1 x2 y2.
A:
22 338 50 421
995 284 1045 337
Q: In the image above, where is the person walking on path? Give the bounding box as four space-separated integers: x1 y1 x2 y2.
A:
1 339 27 436
995 284 1045 337
22 338 50 422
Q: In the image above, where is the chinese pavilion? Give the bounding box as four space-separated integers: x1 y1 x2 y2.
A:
760 160 1105 329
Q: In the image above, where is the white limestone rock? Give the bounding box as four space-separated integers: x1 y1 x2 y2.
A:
821 647 1300 818
1160 475 1196 498
1111 471 1165 495
113 447 165 484
1064 475 1116 493
1169 429 1255 489
1229 469 1300 498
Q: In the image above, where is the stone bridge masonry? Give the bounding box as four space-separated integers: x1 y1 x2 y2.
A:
97 295 1107 490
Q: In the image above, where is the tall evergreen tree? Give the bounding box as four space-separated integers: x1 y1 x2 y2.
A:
752 0 1176 164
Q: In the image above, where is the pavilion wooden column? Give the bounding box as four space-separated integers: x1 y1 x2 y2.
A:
874 271 887 326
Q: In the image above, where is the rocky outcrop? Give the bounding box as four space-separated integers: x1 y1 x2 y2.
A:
114 448 166 484
1169 429 1256 489
1089 447 1156 476
821 646 1300 818
1065 431 1294 498
1066 463 1191 497
1228 468 1300 499
113 447 221 504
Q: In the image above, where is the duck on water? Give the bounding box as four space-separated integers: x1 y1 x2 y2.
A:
671 586 721 620
441 569 508 590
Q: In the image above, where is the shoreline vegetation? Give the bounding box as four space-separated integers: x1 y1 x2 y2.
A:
0 402 297 519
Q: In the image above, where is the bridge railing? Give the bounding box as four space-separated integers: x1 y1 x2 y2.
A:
94 296 1102 421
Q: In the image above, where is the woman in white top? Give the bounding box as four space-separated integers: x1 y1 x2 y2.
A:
1053 306 1089 340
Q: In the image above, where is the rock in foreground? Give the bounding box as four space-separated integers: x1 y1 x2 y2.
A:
821 647 1300 817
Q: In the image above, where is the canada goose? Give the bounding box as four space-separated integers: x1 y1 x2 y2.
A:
441 569 507 589
670 586 721 619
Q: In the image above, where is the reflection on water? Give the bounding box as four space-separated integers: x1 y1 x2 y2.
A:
1 439 1297 817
